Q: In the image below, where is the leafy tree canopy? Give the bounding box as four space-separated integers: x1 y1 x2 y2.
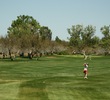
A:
7 15 41 38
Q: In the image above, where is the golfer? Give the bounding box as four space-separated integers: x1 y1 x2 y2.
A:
83 63 89 79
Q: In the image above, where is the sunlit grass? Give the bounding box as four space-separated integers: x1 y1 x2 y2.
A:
0 55 110 100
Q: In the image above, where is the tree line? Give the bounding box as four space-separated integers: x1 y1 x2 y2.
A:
68 24 110 55
0 15 110 60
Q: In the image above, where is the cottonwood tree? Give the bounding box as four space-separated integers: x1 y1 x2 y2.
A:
100 25 110 55
68 25 96 55
81 25 96 47
67 24 83 52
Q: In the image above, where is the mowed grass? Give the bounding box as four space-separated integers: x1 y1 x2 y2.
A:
0 55 110 100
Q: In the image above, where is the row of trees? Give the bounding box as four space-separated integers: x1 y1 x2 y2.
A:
0 15 110 58
0 15 53 56
68 25 110 55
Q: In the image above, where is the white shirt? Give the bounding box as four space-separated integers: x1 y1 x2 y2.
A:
84 64 88 70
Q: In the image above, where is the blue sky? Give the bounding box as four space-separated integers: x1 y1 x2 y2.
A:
0 0 110 40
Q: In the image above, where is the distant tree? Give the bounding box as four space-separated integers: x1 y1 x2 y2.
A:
100 25 110 38
39 26 52 40
81 25 96 47
7 15 41 53
68 25 97 54
55 36 61 43
0 35 17 60
0 36 9 52
67 24 83 50
81 25 96 55
8 15 40 37
91 36 100 47
100 25 110 55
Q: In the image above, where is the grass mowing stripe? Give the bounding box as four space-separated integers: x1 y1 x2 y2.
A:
0 81 21 100
0 55 110 100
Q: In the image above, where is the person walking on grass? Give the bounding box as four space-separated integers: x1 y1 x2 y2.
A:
83 63 89 79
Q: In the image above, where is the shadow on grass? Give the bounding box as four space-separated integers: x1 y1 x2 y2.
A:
18 76 75 100
18 79 49 100
0 57 45 63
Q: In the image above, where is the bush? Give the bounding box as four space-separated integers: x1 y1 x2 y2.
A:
58 50 69 55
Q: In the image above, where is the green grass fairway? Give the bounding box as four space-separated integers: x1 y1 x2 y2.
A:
0 55 110 100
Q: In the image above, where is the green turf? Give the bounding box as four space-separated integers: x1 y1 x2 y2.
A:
0 55 110 100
